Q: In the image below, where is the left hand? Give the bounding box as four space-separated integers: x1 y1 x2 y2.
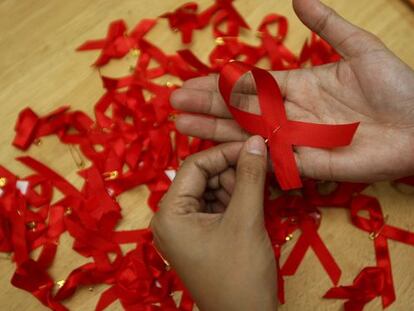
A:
150 136 278 311
170 0 414 183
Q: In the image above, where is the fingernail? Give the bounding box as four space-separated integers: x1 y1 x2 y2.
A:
246 136 265 156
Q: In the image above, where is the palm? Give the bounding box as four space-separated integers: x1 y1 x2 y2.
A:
171 0 414 182
278 48 414 181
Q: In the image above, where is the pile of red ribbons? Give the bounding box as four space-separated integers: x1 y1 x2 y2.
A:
2 1 414 310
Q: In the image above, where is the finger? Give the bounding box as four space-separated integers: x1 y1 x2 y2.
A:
225 136 267 225
207 168 235 190
171 87 261 118
175 114 250 142
214 188 231 206
219 167 236 194
208 201 227 214
182 72 290 95
172 71 292 117
293 0 384 58
162 142 243 213
171 88 232 118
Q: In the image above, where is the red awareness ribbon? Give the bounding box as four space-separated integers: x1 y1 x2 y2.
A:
299 33 341 66
257 14 298 70
350 195 414 307
11 259 68 311
218 61 360 190
276 196 341 285
324 267 386 311
77 19 156 67
161 2 200 44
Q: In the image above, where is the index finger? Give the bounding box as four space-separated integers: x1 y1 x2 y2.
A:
162 142 243 213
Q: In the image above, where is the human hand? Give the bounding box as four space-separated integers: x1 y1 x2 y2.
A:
150 136 277 311
171 0 414 183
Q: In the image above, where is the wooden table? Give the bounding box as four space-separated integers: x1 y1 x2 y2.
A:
0 0 413 310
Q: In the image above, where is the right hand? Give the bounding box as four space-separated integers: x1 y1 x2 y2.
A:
151 136 277 311
171 0 414 183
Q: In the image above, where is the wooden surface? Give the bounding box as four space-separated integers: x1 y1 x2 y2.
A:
0 0 414 310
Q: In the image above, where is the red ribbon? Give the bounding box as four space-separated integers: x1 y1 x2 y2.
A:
218 61 360 190
257 14 298 70
350 195 414 307
274 196 341 284
161 3 200 44
324 267 386 311
77 19 156 67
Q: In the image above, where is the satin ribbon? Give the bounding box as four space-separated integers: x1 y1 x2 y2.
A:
11 259 68 311
161 3 199 44
77 19 156 66
324 267 386 311
299 33 341 66
218 61 360 190
257 14 298 70
274 196 341 284
349 195 414 307
5 2 414 310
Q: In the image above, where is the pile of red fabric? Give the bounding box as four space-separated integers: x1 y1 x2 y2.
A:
2 1 414 310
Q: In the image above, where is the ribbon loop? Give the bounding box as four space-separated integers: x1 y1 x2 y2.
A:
218 61 359 190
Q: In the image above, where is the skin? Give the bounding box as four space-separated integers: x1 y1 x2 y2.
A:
171 0 414 183
151 137 277 311
152 0 414 310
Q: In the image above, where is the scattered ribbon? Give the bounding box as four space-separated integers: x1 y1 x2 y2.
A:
350 195 414 308
3 1 414 310
324 267 386 311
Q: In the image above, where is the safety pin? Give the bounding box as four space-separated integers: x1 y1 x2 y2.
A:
103 170 119 181
68 145 85 169
264 125 281 144
369 215 389 240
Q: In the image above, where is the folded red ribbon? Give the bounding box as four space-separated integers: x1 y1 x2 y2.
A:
218 61 360 190
324 267 386 311
275 196 341 284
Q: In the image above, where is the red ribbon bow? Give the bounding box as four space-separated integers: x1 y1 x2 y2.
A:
350 195 414 307
324 267 386 311
218 61 360 190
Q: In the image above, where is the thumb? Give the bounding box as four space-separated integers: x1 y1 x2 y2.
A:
225 136 267 225
293 0 384 58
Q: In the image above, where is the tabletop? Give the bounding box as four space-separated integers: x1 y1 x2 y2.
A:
1 0 414 310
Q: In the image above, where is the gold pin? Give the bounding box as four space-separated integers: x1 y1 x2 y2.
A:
165 81 174 88
168 114 176 122
285 234 293 241
88 287 94 292
64 207 72 216
130 48 140 57
369 215 389 240
0 177 7 187
68 145 85 169
56 280 65 288
264 126 281 144
34 139 42 146
26 221 37 230
103 170 119 181
129 65 135 73
215 37 225 45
